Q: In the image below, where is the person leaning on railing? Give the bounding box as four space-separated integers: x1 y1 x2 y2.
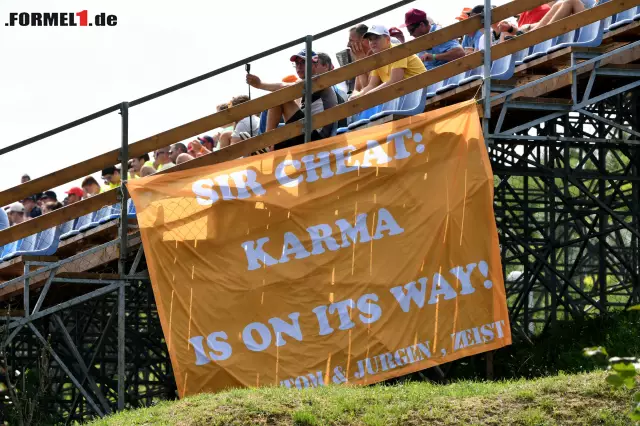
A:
101 165 122 190
82 176 102 198
246 49 338 151
349 25 426 101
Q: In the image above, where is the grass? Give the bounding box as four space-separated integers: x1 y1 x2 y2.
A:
91 371 634 425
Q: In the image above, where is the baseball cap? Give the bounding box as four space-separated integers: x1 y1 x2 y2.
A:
456 7 472 20
8 202 24 213
289 49 318 62
22 195 36 203
65 187 84 198
402 8 427 27
197 136 215 146
42 190 58 201
389 27 404 38
364 25 390 39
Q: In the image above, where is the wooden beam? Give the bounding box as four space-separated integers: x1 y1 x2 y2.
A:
0 0 637 246
0 0 551 207
0 190 118 246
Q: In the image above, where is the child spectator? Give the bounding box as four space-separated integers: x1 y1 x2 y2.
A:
350 25 426 99
21 174 30 184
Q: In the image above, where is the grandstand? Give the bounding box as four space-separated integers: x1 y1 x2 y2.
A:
1 0 640 420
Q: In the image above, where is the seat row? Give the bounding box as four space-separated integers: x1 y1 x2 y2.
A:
0 199 137 263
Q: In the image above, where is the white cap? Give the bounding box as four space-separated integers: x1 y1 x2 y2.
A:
364 25 390 38
8 202 24 213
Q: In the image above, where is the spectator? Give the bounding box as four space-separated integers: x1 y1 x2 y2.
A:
65 187 84 204
42 201 63 214
176 153 195 164
467 5 518 44
140 166 156 177
101 166 122 190
347 24 373 93
21 174 30 184
197 136 216 152
455 7 472 21
317 53 349 129
518 4 551 27
230 96 260 145
520 0 591 32
389 27 406 44
216 103 235 133
22 196 41 219
7 203 25 226
0 207 8 231
403 8 465 70
169 143 188 164
248 49 338 151
82 176 102 197
350 26 426 100
40 190 58 204
129 154 153 179
188 140 211 158
153 148 175 171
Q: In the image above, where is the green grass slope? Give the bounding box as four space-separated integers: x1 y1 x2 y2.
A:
91 371 633 425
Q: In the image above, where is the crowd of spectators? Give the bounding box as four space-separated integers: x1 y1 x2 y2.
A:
2 3 585 232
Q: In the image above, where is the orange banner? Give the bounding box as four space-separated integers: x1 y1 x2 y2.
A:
127 101 511 397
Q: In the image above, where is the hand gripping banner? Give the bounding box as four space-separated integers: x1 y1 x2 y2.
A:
127 100 511 397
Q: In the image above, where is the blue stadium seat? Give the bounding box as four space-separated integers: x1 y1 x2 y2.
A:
336 127 349 135
367 88 428 122
10 226 62 258
61 214 92 240
459 66 484 85
127 199 137 219
1 240 22 262
547 20 604 53
522 39 554 63
634 6 640 20
491 54 516 80
99 203 121 224
435 73 465 95
426 81 445 99
608 8 635 31
347 118 370 130
2 234 37 261
78 206 110 232
514 48 530 67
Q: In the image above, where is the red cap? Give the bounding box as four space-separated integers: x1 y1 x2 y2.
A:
389 27 404 38
402 8 427 27
65 187 84 198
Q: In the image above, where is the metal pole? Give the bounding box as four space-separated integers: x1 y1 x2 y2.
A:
118 282 125 410
482 1 492 147
304 35 314 143
119 102 129 276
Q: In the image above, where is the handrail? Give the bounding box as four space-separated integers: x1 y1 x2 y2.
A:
0 0 550 208
0 0 416 158
0 0 637 247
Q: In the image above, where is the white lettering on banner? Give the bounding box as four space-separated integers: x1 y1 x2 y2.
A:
189 128 432 206
353 339 433 379
241 208 404 271
193 170 266 206
451 320 506 351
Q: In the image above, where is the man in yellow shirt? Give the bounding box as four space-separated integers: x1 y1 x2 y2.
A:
350 25 426 100
101 166 122 190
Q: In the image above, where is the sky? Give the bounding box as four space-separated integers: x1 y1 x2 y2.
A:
0 0 508 200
